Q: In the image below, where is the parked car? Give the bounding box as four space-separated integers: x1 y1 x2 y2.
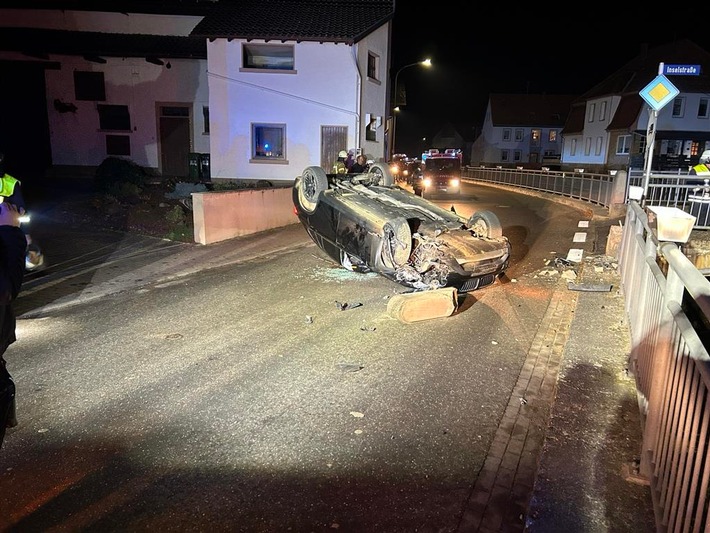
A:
292 163 511 292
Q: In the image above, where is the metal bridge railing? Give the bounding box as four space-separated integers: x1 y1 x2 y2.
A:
462 166 616 208
618 201 710 532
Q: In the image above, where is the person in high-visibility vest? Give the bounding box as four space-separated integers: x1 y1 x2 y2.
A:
332 150 348 175
690 150 710 178
0 154 25 212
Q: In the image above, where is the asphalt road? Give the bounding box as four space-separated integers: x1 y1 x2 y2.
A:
0 182 599 531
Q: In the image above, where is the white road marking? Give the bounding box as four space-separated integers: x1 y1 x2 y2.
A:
578 221 589 228
567 249 584 263
573 232 587 243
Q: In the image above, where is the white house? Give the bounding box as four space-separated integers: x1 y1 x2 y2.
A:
561 39 710 172
0 1 395 185
190 0 394 183
469 94 576 169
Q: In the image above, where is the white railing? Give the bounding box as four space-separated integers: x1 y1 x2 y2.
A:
462 166 617 207
617 201 710 532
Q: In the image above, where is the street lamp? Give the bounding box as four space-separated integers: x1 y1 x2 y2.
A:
391 58 431 158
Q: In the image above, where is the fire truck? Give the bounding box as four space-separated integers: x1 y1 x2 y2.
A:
418 148 462 196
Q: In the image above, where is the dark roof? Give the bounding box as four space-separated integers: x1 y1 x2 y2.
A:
582 39 710 99
559 105 585 136
2 1 217 16
191 0 395 45
606 95 644 131
0 28 207 59
489 94 578 127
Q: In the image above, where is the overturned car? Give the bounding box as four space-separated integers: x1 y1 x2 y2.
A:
292 163 511 292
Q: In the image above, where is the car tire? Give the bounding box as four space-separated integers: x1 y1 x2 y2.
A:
369 162 395 187
468 210 503 239
297 166 328 213
380 217 412 269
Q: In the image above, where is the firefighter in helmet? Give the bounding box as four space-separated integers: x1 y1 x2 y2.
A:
332 150 348 175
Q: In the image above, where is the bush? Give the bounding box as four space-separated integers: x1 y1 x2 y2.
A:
94 157 148 194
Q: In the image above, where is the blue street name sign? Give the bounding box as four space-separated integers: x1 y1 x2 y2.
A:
663 64 701 76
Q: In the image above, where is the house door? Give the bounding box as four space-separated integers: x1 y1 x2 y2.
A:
321 125 348 173
159 104 191 178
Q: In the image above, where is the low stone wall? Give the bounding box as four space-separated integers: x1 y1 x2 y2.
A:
192 186 298 245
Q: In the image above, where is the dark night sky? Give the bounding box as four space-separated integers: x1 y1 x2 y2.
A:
389 4 707 156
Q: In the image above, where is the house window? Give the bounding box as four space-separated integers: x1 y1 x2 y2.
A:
691 141 700 156
514 129 523 141
584 137 592 156
502 129 511 141
549 130 557 142
242 43 295 71
599 101 607 121
698 98 709 118
588 103 596 122
616 135 631 155
531 129 541 146
595 136 603 156
570 138 577 156
74 71 106 101
106 134 130 156
501 149 509 162
252 123 285 160
367 52 379 81
202 106 210 135
672 97 685 117
513 150 521 161
97 104 130 131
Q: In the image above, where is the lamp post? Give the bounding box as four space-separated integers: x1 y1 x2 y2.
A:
391 58 431 159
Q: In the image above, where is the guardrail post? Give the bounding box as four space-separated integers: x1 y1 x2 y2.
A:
609 170 628 217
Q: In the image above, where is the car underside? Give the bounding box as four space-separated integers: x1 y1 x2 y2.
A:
292 163 511 292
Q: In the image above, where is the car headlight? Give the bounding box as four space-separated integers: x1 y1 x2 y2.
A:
450 179 460 187
423 178 432 187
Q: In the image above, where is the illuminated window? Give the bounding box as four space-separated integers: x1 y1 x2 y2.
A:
549 130 557 142
252 123 286 161
531 129 541 146
243 44 295 71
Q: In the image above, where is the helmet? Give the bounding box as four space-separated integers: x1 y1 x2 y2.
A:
338 150 347 158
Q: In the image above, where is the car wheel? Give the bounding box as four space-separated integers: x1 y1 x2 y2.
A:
297 166 328 213
369 162 395 187
468 210 503 238
380 217 412 269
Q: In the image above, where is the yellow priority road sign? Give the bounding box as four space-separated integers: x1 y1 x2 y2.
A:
639 74 680 112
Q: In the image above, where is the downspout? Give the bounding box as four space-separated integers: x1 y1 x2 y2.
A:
350 45 362 153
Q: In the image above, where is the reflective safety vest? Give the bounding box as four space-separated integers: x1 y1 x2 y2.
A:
691 163 710 176
0 174 20 197
333 160 347 174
